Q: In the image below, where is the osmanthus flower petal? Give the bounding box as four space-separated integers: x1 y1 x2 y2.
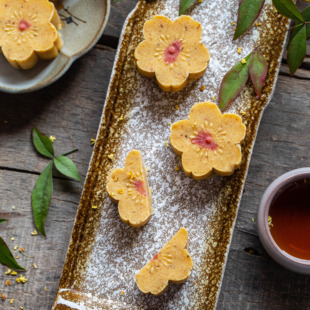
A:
134 15 210 92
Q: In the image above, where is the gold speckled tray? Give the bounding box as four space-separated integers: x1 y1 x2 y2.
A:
53 0 289 309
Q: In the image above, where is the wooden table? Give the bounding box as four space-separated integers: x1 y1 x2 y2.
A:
0 1 309 309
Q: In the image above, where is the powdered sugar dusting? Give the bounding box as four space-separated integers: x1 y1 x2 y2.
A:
56 0 286 309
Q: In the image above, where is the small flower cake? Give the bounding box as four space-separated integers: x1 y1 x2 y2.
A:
106 150 153 227
0 0 63 69
134 15 210 92
170 102 246 180
135 227 193 295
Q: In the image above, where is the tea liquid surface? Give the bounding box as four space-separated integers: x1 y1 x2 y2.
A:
269 179 310 260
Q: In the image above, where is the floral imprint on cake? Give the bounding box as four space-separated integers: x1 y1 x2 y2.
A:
0 0 63 69
134 15 210 92
106 150 153 227
135 227 193 296
170 102 246 180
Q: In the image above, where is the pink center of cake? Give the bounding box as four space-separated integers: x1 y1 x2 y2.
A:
134 180 147 196
164 41 182 64
18 19 31 31
191 130 218 150
152 253 159 261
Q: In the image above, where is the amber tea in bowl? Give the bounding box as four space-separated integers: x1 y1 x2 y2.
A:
257 168 310 274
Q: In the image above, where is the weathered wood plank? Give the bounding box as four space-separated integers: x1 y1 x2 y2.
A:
0 169 82 310
102 0 138 40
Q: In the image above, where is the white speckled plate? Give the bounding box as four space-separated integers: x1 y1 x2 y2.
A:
0 0 110 94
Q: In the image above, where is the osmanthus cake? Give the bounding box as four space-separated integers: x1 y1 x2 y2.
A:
0 0 62 69
170 102 246 180
106 150 153 227
135 227 193 296
134 15 210 92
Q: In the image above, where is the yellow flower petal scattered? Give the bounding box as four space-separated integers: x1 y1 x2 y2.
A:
49 136 56 143
16 275 27 284
241 58 247 64
90 139 96 146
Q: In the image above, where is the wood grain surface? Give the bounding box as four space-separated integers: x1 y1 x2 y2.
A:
0 1 309 309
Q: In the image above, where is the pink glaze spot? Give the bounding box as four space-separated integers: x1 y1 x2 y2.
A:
191 130 218 150
164 40 182 64
18 19 31 31
152 253 159 261
168 46 176 54
134 180 147 196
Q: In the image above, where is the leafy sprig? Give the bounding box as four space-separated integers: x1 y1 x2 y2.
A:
0 220 25 270
179 0 197 15
32 128 81 237
219 0 310 110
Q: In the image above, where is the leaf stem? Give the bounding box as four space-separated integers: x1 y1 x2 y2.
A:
61 148 79 157
255 21 310 50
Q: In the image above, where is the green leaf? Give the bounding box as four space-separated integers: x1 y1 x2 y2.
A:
288 22 304 45
302 6 310 38
54 156 81 182
0 219 7 223
31 162 53 237
233 0 265 40
272 0 304 22
219 53 252 110
289 7 310 44
249 50 268 98
0 237 25 270
287 26 307 76
32 127 54 159
179 0 196 15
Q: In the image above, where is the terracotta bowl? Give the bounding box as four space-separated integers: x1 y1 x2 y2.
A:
257 167 310 274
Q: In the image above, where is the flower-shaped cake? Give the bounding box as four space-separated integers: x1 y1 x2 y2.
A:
0 0 63 69
170 102 246 180
135 227 193 295
134 15 210 92
106 150 153 227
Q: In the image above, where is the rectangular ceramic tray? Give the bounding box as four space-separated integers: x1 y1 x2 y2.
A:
53 0 289 309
